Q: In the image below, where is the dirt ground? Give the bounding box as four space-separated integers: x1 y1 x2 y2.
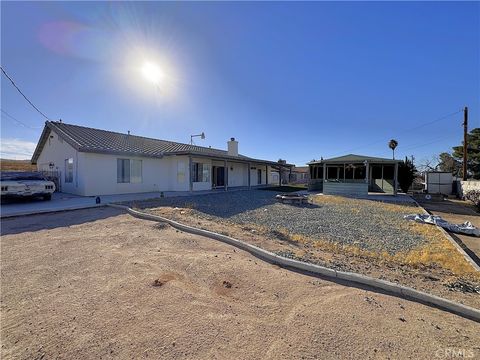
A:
148 205 480 309
1 208 479 359
418 199 480 263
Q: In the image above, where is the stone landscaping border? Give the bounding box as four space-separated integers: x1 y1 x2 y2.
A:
109 203 480 322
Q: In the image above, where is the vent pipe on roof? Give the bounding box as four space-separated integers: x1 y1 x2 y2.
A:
227 137 238 156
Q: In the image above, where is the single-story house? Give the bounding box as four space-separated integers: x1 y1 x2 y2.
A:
31 121 292 196
307 154 401 196
290 166 309 184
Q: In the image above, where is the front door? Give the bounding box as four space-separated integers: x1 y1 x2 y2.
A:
257 169 262 185
212 166 225 187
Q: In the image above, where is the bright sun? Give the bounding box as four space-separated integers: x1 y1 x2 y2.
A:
141 61 163 85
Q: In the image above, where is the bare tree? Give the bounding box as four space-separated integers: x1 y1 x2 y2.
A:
417 155 439 173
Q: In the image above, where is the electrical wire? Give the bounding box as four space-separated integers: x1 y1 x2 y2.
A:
0 66 51 120
326 109 463 158
1 108 42 130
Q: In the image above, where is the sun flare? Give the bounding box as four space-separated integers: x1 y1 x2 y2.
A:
141 61 163 85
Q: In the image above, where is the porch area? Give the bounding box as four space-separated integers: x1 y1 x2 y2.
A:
188 155 293 192
308 154 401 196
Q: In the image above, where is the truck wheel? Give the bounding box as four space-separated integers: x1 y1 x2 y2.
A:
43 194 52 201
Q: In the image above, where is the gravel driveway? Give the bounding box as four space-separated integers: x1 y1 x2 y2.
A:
138 190 425 254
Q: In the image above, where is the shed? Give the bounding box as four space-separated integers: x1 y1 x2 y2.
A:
424 171 453 195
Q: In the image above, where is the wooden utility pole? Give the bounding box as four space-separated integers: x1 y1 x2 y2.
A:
463 106 468 181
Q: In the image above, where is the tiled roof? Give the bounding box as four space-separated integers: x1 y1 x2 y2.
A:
32 121 288 166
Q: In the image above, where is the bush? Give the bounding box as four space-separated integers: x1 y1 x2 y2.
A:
464 190 480 211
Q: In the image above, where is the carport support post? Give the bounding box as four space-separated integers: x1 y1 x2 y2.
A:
224 160 228 191
365 161 369 185
265 165 268 185
189 155 193 192
248 162 251 188
279 166 282 186
323 162 326 184
394 162 398 196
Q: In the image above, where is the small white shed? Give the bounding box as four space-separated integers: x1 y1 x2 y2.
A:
425 171 453 195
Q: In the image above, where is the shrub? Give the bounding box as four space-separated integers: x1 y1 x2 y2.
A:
464 190 480 211
398 158 416 193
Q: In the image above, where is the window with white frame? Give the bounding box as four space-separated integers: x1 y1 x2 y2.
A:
192 162 211 182
117 159 142 183
65 158 73 183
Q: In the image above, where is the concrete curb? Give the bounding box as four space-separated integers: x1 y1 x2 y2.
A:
109 203 480 322
411 198 480 272
0 203 104 218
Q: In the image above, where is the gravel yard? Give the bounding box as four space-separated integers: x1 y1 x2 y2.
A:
137 190 424 254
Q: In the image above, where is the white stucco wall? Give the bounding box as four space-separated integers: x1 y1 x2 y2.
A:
249 163 270 186
227 162 249 187
36 130 85 195
79 153 191 196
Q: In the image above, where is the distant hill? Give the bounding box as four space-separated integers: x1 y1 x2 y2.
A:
1 159 36 171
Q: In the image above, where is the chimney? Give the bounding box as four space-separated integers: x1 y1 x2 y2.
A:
227 137 238 156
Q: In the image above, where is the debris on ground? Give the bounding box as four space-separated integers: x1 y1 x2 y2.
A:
444 280 480 294
223 281 232 288
404 214 480 237
152 279 164 287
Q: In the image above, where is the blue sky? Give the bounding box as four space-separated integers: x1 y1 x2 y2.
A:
1 1 479 166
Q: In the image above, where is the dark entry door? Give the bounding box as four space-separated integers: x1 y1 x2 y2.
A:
257 169 262 185
212 166 225 187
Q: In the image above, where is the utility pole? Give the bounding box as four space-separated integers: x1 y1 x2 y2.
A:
463 106 468 181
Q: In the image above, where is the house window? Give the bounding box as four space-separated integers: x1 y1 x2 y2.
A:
65 158 73 183
192 162 211 182
117 159 142 183
117 159 130 183
130 159 142 183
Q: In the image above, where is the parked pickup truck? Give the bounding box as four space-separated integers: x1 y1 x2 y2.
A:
1 172 55 201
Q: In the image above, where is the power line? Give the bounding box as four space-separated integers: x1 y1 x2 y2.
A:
1 108 43 130
327 109 462 158
370 133 459 158
0 66 51 120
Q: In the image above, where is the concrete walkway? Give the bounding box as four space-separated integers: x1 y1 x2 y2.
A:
0 187 264 218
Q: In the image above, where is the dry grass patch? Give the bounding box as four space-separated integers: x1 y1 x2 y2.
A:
287 225 479 277
394 223 478 276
